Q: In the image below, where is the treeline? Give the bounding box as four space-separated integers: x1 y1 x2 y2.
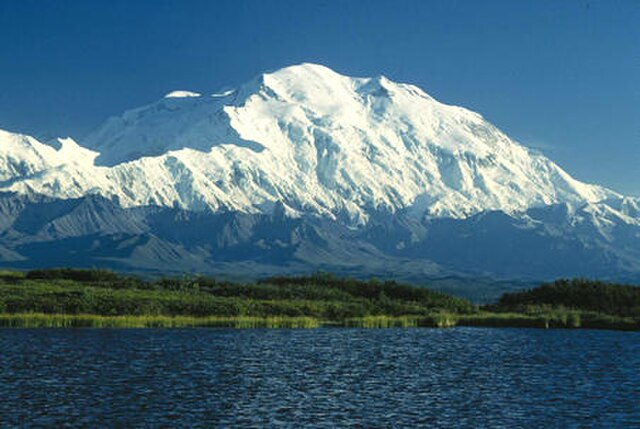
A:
0 269 638 330
256 273 474 313
25 268 121 283
21 269 472 312
491 278 640 318
0 269 475 319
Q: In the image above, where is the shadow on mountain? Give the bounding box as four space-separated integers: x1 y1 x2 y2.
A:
1 193 640 300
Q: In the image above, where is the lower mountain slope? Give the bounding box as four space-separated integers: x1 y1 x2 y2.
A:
0 193 639 300
0 65 638 297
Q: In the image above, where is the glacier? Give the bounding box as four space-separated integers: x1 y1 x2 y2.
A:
0 63 639 294
0 63 627 223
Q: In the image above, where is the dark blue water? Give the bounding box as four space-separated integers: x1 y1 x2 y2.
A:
0 328 638 428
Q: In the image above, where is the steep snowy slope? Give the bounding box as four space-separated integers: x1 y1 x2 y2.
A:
1 63 640 285
0 129 110 198
0 64 628 224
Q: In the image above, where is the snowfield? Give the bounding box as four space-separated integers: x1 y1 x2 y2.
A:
0 63 634 226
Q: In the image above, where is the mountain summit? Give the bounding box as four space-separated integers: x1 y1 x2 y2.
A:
0 64 639 289
0 64 620 223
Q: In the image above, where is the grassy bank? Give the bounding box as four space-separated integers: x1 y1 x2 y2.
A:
344 311 639 330
1 311 637 330
0 269 638 330
0 313 321 328
0 269 474 319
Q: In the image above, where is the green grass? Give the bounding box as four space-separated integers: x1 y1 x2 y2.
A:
0 311 637 330
343 311 639 330
0 271 476 320
0 313 320 328
0 269 637 330
344 315 422 328
344 313 457 328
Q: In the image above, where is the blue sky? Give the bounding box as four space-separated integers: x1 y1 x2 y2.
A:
0 0 638 195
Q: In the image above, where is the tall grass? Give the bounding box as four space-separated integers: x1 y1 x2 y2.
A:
345 313 458 328
0 313 320 329
342 311 638 330
0 269 637 331
344 315 421 328
0 311 636 330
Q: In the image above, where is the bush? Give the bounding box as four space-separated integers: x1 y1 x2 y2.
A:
493 278 640 317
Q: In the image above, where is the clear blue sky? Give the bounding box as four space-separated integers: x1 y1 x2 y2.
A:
0 0 638 195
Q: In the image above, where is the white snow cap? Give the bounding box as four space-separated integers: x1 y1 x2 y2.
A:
164 90 201 98
0 63 631 224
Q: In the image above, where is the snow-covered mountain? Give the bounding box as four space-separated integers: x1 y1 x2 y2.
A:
0 63 638 292
0 63 626 223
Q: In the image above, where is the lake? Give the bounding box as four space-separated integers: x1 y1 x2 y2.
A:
0 328 638 427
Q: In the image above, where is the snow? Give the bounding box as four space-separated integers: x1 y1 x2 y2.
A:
0 63 635 227
211 89 235 97
164 90 201 98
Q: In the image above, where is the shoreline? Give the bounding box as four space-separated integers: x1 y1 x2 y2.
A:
1 313 637 331
1 270 638 332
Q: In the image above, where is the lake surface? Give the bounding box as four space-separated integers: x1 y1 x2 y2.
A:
0 328 638 428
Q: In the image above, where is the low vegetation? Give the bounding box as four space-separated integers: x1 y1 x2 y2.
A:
0 269 637 330
490 278 640 317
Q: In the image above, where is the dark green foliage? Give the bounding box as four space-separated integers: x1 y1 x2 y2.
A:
0 269 474 319
260 273 475 313
0 269 637 330
26 268 121 282
493 278 640 317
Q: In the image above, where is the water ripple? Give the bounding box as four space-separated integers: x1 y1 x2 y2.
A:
0 328 638 427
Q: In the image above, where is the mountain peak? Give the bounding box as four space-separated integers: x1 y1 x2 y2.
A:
0 65 626 225
164 90 201 98
267 62 341 77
